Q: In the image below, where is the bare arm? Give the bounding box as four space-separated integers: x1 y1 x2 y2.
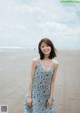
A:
28 59 37 98
49 61 59 99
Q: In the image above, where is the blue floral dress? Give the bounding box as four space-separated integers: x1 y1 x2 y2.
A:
23 61 55 113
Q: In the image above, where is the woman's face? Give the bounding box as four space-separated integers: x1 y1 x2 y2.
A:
40 42 51 55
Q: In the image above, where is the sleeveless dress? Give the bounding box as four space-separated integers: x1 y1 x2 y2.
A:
23 61 55 113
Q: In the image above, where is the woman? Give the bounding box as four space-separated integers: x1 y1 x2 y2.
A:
23 38 59 113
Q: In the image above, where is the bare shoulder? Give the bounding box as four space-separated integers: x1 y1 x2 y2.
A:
52 59 59 67
32 57 40 66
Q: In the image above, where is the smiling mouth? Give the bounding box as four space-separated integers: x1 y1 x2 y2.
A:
44 49 49 52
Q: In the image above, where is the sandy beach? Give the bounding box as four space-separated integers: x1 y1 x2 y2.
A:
0 49 80 113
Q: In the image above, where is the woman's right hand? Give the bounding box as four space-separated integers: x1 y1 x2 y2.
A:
27 97 32 107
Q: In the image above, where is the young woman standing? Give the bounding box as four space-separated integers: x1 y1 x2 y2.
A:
23 38 59 113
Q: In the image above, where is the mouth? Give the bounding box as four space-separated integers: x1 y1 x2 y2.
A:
44 49 49 52
47 48 49 51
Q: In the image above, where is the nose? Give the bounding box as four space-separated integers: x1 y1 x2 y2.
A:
44 46 47 49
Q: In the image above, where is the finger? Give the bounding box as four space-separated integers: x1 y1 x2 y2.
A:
28 104 31 107
47 102 49 107
47 102 51 107
27 103 31 106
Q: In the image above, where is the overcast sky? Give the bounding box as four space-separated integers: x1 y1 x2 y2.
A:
0 0 80 49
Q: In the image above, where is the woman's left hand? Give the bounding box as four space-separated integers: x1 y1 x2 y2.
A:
47 97 52 107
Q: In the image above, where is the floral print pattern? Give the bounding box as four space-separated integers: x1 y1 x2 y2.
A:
23 62 55 113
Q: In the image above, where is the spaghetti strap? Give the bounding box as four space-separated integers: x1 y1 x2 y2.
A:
35 58 40 66
36 59 55 73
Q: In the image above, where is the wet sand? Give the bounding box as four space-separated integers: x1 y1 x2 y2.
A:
0 49 80 113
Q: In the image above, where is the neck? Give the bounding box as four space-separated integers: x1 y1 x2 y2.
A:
44 54 50 60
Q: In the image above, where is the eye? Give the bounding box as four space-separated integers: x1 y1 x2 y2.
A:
41 45 44 48
46 45 49 47
45 44 49 47
45 43 49 47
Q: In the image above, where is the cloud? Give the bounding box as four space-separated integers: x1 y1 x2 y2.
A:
38 21 80 36
0 0 80 49
14 4 45 14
